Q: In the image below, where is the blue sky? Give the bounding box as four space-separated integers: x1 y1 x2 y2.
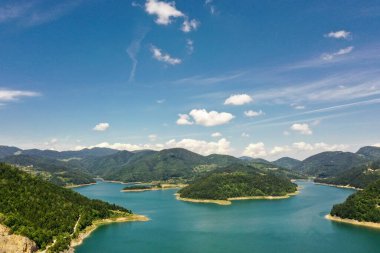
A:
1 0 380 160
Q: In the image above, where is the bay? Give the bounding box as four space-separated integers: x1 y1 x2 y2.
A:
74 181 380 253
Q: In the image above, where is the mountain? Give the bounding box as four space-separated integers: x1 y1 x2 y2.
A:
0 154 95 186
295 151 368 178
330 179 380 223
356 146 380 160
0 163 132 252
20 147 119 160
0 146 22 158
314 160 380 189
178 164 298 201
273 157 302 170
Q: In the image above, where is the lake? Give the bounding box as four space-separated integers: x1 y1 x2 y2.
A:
74 181 380 253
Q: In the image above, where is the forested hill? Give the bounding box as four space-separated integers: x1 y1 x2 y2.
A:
0 154 95 186
330 179 380 223
0 163 132 252
315 160 380 189
178 165 298 200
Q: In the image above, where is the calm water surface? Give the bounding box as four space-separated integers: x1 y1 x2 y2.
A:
74 181 380 253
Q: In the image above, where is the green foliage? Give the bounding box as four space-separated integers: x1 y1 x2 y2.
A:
0 163 131 252
296 151 368 177
272 157 301 170
315 160 380 189
0 154 95 186
179 164 297 200
331 179 380 222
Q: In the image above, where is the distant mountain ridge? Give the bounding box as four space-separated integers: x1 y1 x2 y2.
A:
1 145 379 185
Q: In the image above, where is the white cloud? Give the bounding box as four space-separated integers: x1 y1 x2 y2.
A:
290 123 312 135
242 142 267 158
0 89 40 102
270 146 291 155
181 18 199 32
148 134 157 141
325 30 351 40
283 131 290 136
224 94 253 105
244 110 264 118
93 123 110 131
204 0 216 14
176 114 193 125
322 46 354 61
211 132 222 138
77 138 232 156
189 109 235 126
166 138 231 155
373 143 380 147
144 0 184 25
156 99 166 104
186 39 194 54
151 45 181 65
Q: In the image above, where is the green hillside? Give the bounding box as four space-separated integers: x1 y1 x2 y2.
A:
315 160 380 189
0 154 95 186
0 163 132 252
178 164 297 200
330 179 380 223
273 157 301 170
296 151 368 178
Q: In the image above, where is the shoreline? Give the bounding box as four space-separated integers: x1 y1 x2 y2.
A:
325 214 380 229
314 182 361 190
71 214 149 249
121 183 188 192
176 190 300 206
65 182 98 189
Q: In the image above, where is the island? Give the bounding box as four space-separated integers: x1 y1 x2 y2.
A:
0 163 148 253
177 171 298 205
326 179 380 229
122 183 187 192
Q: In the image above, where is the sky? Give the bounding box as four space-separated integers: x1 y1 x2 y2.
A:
1 0 380 160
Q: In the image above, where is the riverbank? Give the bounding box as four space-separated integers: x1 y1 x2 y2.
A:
122 183 188 192
314 182 361 190
175 190 300 206
65 183 98 189
71 214 149 249
325 214 380 229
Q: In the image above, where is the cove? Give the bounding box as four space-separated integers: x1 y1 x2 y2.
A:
74 181 380 253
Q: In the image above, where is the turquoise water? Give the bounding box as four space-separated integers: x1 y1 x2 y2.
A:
74 181 380 253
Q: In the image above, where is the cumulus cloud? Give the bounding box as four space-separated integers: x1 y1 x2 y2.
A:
244 110 264 117
93 122 110 131
321 46 354 61
325 30 351 40
189 109 234 126
144 0 184 25
0 89 40 102
373 143 380 147
290 123 312 135
144 0 199 33
224 94 253 105
242 141 349 159
76 138 231 156
242 142 266 158
181 18 199 32
166 138 231 155
151 45 181 65
211 132 222 138
176 114 194 125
